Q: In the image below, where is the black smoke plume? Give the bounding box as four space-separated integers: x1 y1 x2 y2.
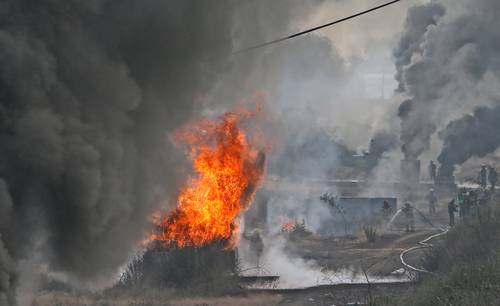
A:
0 0 322 304
395 0 500 170
367 130 398 172
438 105 500 177
393 2 445 160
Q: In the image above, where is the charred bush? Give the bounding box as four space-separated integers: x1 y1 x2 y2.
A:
116 242 239 295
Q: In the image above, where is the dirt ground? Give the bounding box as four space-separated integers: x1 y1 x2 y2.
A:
33 230 441 306
275 283 416 306
34 284 420 306
33 291 282 306
33 200 452 306
286 229 436 276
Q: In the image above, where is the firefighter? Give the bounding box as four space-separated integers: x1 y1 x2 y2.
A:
480 165 488 189
426 188 437 215
489 166 498 191
469 190 479 207
382 200 392 222
457 188 466 219
402 202 415 232
463 191 472 218
243 229 263 265
448 199 457 227
429 160 437 183
478 189 489 206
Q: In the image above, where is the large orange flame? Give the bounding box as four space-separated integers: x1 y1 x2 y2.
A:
152 107 265 249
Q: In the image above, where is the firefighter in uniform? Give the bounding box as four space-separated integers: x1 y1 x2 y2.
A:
448 199 457 227
402 202 415 232
489 166 498 191
429 160 437 183
480 165 488 189
426 188 438 215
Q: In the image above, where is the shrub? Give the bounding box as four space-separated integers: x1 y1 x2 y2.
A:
116 242 240 296
289 220 313 238
363 226 377 243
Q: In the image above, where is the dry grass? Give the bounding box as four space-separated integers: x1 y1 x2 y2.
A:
33 291 282 306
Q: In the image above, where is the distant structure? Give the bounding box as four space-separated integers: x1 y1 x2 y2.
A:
436 168 457 190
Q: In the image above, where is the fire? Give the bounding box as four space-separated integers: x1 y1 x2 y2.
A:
151 107 266 249
281 222 295 232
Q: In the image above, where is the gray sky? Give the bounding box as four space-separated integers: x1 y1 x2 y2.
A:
303 0 430 99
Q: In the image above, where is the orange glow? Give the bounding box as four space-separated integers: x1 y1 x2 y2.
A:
151 107 266 249
281 222 295 232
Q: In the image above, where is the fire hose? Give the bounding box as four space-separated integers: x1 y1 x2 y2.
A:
320 196 449 275
399 206 449 274
399 228 449 274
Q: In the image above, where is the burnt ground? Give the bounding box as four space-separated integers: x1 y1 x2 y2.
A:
285 230 435 275
283 200 451 277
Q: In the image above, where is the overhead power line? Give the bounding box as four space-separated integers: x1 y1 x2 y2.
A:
234 0 403 54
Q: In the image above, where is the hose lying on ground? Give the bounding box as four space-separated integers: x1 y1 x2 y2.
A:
399 206 449 274
399 228 449 274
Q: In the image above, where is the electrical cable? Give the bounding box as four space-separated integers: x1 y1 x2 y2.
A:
233 0 403 54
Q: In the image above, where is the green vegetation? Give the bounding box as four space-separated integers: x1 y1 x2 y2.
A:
288 220 313 238
363 226 378 243
385 194 500 306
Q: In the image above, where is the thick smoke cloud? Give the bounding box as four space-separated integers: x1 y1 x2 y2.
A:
395 0 500 170
213 30 392 178
269 127 354 179
393 3 445 94
0 179 16 306
438 106 500 177
393 2 445 159
435 0 500 175
0 1 230 301
0 0 324 304
366 130 399 173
